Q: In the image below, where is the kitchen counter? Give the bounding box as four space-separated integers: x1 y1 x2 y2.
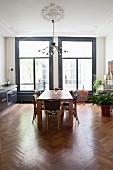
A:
0 85 18 113
0 84 17 92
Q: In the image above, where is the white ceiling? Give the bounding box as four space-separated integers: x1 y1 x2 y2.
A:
0 0 113 37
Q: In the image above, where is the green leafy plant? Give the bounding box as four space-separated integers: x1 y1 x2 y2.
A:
93 74 102 91
88 92 113 106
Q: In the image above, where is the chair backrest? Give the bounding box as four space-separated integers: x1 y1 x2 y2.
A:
44 99 60 112
34 90 41 96
72 93 77 108
69 90 77 107
33 91 41 109
33 94 38 109
69 90 74 96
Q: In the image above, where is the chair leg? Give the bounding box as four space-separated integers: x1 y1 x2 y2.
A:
73 110 79 124
32 112 37 123
32 114 35 123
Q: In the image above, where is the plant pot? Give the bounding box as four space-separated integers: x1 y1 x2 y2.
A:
100 105 111 117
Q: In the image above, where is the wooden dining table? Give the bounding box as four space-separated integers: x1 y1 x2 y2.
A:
37 90 73 128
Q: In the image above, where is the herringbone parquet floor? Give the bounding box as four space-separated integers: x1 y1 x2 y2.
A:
0 103 113 170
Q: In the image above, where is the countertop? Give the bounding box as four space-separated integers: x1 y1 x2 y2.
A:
0 84 17 92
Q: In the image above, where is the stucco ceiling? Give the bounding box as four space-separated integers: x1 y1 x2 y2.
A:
0 0 113 37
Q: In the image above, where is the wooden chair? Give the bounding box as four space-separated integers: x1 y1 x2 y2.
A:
71 91 79 124
32 90 42 123
76 89 88 104
44 99 62 130
32 94 38 123
61 90 79 124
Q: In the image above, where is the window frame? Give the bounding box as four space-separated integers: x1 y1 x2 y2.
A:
15 37 54 92
58 37 96 94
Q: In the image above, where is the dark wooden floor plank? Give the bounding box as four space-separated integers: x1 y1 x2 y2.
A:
0 103 113 169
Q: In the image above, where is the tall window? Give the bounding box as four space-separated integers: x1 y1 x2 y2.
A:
58 37 96 93
15 37 53 91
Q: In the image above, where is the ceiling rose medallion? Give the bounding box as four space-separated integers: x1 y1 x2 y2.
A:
38 3 68 55
41 3 64 22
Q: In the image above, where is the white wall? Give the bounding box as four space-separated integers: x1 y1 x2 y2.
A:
96 37 105 80
0 36 5 86
5 37 15 84
105 30 113 73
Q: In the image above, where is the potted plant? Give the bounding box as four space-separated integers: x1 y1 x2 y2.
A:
88 92 113 116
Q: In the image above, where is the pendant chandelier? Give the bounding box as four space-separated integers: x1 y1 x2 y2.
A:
38 3 68 56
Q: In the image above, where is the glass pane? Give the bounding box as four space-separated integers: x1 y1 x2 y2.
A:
35 59 49 90
19 41 49 57
78 59 92 90
62 41 92 58
20 84 34 90
20 59 34 90
63 59 76 90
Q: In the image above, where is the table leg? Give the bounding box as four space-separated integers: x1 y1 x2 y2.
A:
37 100 42 127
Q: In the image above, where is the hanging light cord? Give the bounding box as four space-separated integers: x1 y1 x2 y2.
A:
52 20 55 43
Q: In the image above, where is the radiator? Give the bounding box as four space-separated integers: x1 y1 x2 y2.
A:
17 92 34 103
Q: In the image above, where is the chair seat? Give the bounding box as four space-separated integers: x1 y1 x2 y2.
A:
62 103 76 112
